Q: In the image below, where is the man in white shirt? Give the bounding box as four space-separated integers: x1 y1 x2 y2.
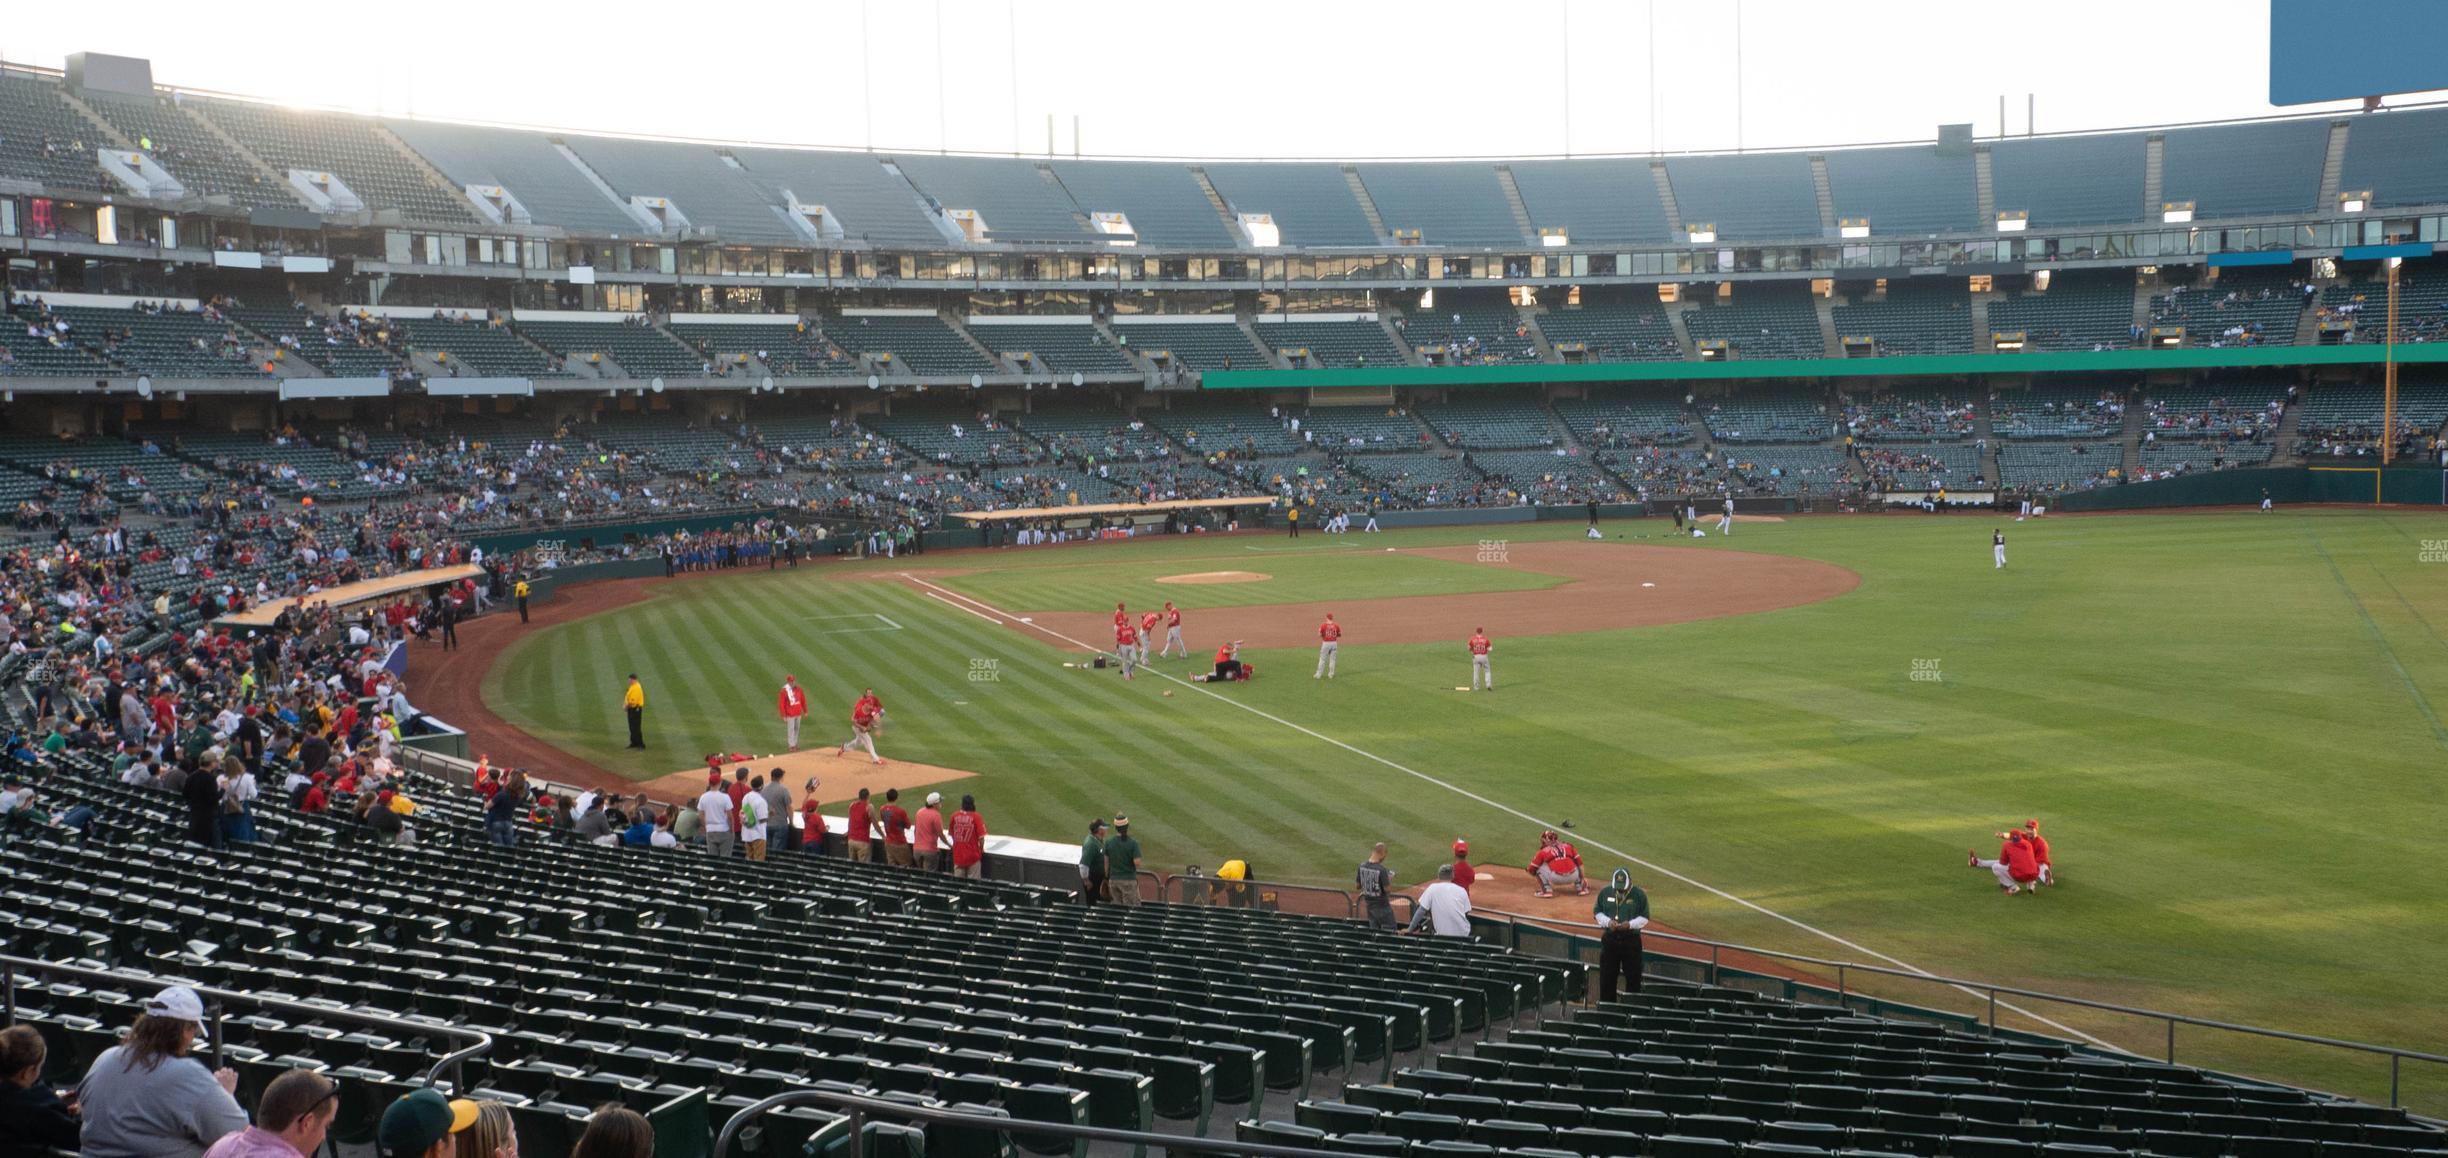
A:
572 789 600 820
738 776 770 861
698 783 736 858
1406 863 1474 938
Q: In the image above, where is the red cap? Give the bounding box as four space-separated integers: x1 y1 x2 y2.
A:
1452 840 1469 856
2024 819 2039 829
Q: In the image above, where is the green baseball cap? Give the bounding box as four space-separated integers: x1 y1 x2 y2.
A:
377 1089 478 1154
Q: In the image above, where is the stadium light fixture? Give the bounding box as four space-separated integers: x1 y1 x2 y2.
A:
2340 190 2371 213
2161 201 2195 224
1995 211 2028 233
1239 213 1281 248
1686 224 1717 244
1840 217 1871 240
1540 228 1570 248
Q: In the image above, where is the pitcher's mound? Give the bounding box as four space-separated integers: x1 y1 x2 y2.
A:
1156 570 1272 585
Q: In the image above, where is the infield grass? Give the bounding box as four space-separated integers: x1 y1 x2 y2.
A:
486 510 2448 1109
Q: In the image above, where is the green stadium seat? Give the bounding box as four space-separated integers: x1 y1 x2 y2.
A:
1390 1112 1469 1144
1003 1085 1089 1158
1651 1137 1743 1158
1467 1120 1555 1150
1347 1086 1429 1115
1943 1137 2040 1158
1298 1101 1386 1135
1237 1119 1327 1148
925 1103 1014 1158
1078 1068 1153 1157
1324 1134 1412 1157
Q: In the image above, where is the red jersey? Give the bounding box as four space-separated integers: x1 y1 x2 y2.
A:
1117 624 1139 646
1452 858 1476 891
726 780 751 810
800 799 826 843
853 702 878 727
1214 643 1234 664
880 804 912 846
2000 836 2040 882
846 798 874 839
1166 608 1182 627
1531 842 1581 874
2026 830 2051 866
1319 620 1342 642
950 809 988 867
778 683 807 718
1468 633 1491 656
1113 607 1128 628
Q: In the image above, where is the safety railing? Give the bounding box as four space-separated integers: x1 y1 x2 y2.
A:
0 955 494 1090
714 1086 1346 1158
1466 906 2448 1113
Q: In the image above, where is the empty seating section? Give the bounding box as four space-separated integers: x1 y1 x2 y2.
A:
1 306 119 377
2141 439 2275 473
1663 154 1820 241
1472 450 1626 502
1255 320 1403 369
0 435 180 505
1986 134 2148 228
2142 382 2284 440
1988 274 2139 351
731 149 948 248
868 411 1043 466
1507 159 1673 244
517 320 708 379
397 317 568 378
1722 445 1853 496
1824 146 1977 234
1219 455 1371 507
1700 388 1831 443
822 315 995 375
199 98 476 224
2158 119 2329 219
2296 381 2448 452
1552 393 1697 446
1537 295 1682 363
1015 407 1176 463
2339 107 2448 210
667 322 850 378
1829 281 1973 356
391 122 645 236
1 744 1589 1158
47 305 267 378
1402 296 1536 365
77 89 300 210
971 322 1137 375
892 155 1088 244
2151 270 2310 347
1300 408 1429 452
1843 387 1978 442
1857 444 1982 491
1110 321 1268 372
2317 264 2448 343
564 137 802 245
581 415 742 473
0 69 108 191
1420 400 1565 450
1149 402 1305 456
1683 286 1824 360
1353 164 1523 247
228 304 402 377
2001 443 2119 490
1051 161 1236 248
170 432 378 499
1203 163 1378 246
1993 386 2126 440
1346 451 1491 507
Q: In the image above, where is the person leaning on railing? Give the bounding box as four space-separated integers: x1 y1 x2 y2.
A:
75 986 247 1158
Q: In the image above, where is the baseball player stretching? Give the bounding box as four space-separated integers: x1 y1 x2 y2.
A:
1468 627 1493 691
1139 609 1161 662
838 689 885 765
1315 613 1342 679
1116 621 1140 680
1159 602 1187 659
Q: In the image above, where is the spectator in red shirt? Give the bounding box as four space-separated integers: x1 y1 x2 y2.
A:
844 787 878 863
1451 840 1477 891
798 777 826 856
725 766 753 811
949 794 988 879
912 792 947 871
879 788 913 867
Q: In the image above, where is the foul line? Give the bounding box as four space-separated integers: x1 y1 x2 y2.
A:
898 573 2118 1049
923 591 1004 625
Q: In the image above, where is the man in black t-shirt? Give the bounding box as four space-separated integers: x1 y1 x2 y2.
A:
1356 842 1396 930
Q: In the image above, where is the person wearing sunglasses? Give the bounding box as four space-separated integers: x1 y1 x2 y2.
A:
202 1070 340 1158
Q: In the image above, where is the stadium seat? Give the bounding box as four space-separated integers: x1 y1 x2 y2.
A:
1325 1134 1413 1157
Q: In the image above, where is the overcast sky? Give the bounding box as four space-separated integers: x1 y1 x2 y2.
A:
3 0 2428 158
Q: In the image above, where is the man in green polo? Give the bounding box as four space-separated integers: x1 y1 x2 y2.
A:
1078 818 1109 906
1593 868 1651 1002
1104 815 1144 906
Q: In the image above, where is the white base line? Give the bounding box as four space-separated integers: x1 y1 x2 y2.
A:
900 571 2119 1049
923 591 1004 625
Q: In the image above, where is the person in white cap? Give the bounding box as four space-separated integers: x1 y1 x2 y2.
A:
912 791 948 872
77 986 248 1158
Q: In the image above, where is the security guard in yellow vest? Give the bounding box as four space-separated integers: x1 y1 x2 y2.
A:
514 579 531 623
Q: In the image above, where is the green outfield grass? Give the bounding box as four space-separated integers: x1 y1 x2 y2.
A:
485 511 2448 1109
930 538 1567 612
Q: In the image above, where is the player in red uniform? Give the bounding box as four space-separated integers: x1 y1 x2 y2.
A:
838 689 884 764
1451 840 1477 891
1139 609 1161 658
1467 627 1493 691
1159 602 1187 659
2023 819 2054 886
1113 602 1128 631
1115 621 1140 680
1530 830 1589 897
1969 830 2041 894
777 674 808 750
1315 613 1343 679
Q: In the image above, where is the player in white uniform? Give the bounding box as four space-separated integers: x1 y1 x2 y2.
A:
1363 512 1380 533
1993 528 2007 569
1718 498 1735 535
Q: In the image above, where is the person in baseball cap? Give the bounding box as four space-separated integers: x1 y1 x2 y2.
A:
377 1087 479 1158
1450 840 1477 892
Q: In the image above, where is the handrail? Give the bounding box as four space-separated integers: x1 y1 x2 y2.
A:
0 955 493 1090
1468 906 2448 1111
713 1087 1348 1158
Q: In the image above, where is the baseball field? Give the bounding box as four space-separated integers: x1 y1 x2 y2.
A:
464 509 2448 1109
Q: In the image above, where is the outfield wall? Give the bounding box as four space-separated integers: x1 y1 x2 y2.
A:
2051 467 2448 511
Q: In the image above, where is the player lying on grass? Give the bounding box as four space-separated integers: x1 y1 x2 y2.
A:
1969 828 2042 894
1194 640 1248 683
1530 830 1590 897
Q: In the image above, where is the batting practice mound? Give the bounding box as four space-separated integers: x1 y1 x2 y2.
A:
1030 541 1857 649
634 750 976 806
1155 570 1272 585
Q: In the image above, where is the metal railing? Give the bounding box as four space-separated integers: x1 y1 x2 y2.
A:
0 955 494 1090
1467 906 2448 1113
714 1087 1344 1158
